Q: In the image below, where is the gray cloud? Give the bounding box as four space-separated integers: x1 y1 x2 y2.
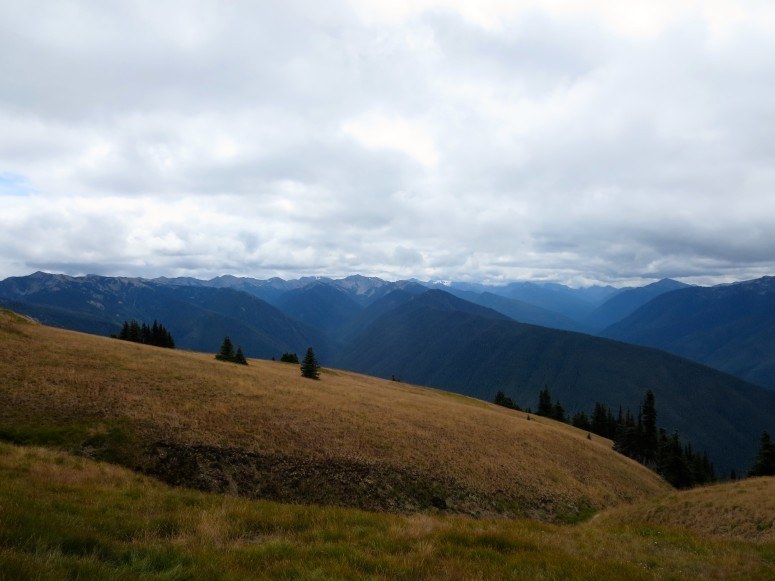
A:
1 1 775 286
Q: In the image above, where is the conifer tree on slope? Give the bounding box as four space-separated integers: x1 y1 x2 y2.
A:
300 347 320 379
216 336 236 362
234 346 248 365
749 431 775 477
537 386 553 417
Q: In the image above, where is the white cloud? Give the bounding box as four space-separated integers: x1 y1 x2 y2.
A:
1 0 775 285
342 114 439 166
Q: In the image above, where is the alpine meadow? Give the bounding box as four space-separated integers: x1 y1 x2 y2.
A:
2 1 775 579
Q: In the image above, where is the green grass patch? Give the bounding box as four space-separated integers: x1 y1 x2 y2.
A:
0 443 773 580
556 504 598 525
0 424 93 448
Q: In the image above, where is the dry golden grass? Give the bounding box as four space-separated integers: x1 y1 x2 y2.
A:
596 476 775 542
0 309 669 518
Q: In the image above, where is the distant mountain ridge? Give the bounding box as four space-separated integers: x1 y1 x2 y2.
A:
152 273 620 330
585 278 690 331
0 272 331 359
603 276 775 389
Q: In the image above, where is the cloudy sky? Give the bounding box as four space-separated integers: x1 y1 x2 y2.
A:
2 0 775 286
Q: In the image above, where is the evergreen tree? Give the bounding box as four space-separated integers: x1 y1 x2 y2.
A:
662 431 692 489
164 325 175 348
537 386 553 417
116 319 174 348
572 411 591 431
300 347 320 379
749 431 775 477
494 390 519 410
280 352 299 363
234 346 248 365
641 390 658 465
216 336 236 362
591 402 616 439
128 320 141 342
140 322 150 344
551 400 566 423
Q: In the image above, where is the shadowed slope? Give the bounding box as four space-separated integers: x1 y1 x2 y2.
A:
586 278 689 331
604 276 775 389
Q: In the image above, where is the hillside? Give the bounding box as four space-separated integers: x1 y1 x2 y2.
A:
3 444 773 579
604 276 775 389
597 477 775 542
334 290 775 476
0 309 668 521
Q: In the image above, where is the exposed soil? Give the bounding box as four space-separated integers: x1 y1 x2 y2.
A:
139 441 560 519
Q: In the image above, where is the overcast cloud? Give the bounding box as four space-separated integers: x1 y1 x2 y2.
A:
2 0 775 286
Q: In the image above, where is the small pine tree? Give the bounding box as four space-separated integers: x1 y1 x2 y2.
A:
280 352 299 363
216 336 236 362
572 411 591 431
300 347 320 379
552 400 566 423
641 390 658 465
749 431 775 477
537 386 553 417
234 346 248 365
128 320 141 342
494 390 519 410
140 322 150 344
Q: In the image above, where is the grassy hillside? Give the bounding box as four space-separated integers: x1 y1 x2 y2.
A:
596 477 775 542
0 309 667 521
1 443 772 579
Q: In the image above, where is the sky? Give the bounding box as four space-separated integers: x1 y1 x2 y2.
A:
2 0 775 287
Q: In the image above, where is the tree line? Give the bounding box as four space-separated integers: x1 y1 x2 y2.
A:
494 387 716 488
116 320 175 348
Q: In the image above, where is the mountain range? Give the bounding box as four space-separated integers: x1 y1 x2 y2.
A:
603 276 775 390
2 270 775 474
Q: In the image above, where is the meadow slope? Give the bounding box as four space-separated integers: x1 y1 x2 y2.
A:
0 309 668 520
596 477 775 542
0 444 772 579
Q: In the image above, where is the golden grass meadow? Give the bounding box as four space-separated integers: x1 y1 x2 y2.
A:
1 309 774 578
